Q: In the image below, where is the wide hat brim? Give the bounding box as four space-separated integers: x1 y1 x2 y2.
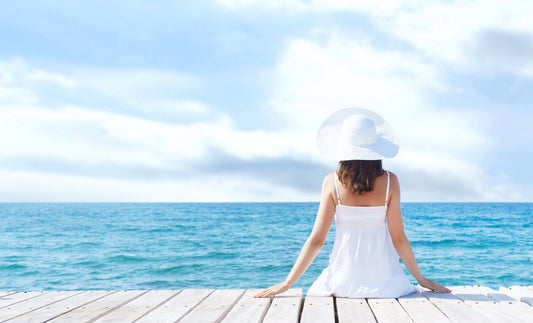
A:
316 108 399 160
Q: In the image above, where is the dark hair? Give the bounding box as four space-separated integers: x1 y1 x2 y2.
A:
336 160 384 194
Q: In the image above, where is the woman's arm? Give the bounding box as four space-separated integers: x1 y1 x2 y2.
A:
386 172 451 293
254 174 336 298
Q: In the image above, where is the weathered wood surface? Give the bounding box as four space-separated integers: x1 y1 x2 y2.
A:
221 289 271 323
136 289 213 322
299 296 334 323
0 291 81 322
93 290 179 322
397 291 452 323
179 289 244 323
0 286 532 322
9 291 113 323
367 298 412 323
47 290 147 322
452 286 533 323
336 298 376 323
262 288 302 323
500 286 533 307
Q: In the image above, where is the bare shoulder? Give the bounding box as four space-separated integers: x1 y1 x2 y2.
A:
321 172 337 204
386 171 401 192
322 172 335 190
387 171 399 182
320 172 337 202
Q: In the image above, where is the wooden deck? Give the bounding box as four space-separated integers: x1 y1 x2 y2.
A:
0 286 532 322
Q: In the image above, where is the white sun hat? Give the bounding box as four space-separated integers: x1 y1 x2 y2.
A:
316 108 399 160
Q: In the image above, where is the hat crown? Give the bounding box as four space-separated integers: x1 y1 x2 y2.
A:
316 107 399 160
340 115 377 146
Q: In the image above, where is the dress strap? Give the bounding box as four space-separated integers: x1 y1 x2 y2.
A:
385 170 390 206
334 173 341 205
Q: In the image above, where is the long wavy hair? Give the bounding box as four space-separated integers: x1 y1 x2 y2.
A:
336 160 384 194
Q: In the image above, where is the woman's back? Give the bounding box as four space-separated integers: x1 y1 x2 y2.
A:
307 170 416 298
335 171 391 207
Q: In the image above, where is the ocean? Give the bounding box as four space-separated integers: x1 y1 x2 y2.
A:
0 202 531 292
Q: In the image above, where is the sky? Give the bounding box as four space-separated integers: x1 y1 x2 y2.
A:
0 0 531 202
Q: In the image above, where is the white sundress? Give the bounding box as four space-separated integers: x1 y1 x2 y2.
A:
307 171 417 298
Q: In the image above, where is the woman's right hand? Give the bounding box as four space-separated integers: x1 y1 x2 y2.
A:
417 277 452 293
254 282 291 298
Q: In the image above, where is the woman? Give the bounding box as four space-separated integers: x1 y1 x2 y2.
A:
255 108 450 298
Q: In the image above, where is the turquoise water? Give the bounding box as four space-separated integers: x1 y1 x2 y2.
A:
0 203 531 291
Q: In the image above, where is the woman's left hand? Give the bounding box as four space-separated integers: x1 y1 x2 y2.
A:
254 282 290 298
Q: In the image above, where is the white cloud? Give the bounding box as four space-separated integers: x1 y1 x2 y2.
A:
466 29 533 77
215 0 305 10
314 0 533 77
380 1 533 73
0 170 317 202
312 0 423 14
0 87 39 105
265 37 426 130
265 29 523 201
0 58 228 123
215 0 533 77
0 35 507 202
215 0 417 13
1 0 531 202
0 57 77 88
0 103 314 169
69 68 225 121
0 58 324 201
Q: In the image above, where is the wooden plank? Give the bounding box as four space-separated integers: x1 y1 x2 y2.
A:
136 289 213 323
0 292 17 298
367 298 411 323
479 286 532 307
479 287 518 302
93 290 179 322
262 288 302 323
452 286 528 323
0 292 48 309
336 298 376 323
48 290 146 322
221 289 271 323
500 286 533 306
397 291 452 323
0 291 81 322
10 291 113 323
423 289 493 323
300 296 335 323
470 286 533 322
179 289 245 323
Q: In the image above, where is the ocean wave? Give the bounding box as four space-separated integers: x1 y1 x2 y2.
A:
0 263 27 270
150 264 204 275
107 255 148 263
411 238 467 246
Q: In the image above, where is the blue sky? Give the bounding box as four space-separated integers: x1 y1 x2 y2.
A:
1 0 531 202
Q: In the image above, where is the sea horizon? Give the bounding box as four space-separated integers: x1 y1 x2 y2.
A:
1 202 531 292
